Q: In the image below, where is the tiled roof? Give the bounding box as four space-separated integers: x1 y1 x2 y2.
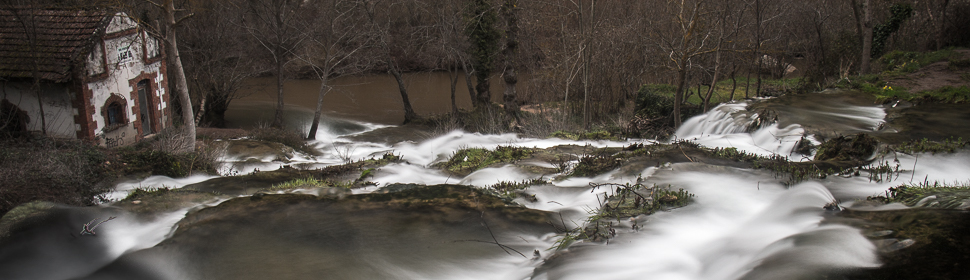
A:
0 9 109 82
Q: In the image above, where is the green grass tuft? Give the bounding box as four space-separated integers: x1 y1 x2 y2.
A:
439 145 534 175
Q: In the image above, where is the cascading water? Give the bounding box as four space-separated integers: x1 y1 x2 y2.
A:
534 166 880 280
5 94 968 280
674 102 806 159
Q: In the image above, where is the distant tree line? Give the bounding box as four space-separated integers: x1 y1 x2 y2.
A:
10 0 970 133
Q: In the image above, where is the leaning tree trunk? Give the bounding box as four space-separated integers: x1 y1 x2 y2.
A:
307 74 330 140
163 0 195 152
462 62 476 107
388 62 417 123
703 50 722 112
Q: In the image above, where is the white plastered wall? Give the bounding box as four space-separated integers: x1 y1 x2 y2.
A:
0 82 76 138
87 13 167 147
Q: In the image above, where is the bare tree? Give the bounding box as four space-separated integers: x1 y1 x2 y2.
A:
139 0 196 151
298 0 368 139
700 0 746 112
360 0 418 123
431 0 474 115
654 0 719 128
465 0 500 108
181 0 259 128
240 0 307 128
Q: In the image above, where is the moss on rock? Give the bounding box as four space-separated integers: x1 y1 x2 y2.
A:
814 133 878 162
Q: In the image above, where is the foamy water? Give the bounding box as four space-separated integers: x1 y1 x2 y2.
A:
15 97 969 279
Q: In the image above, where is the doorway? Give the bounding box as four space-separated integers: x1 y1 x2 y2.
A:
137 80 153 135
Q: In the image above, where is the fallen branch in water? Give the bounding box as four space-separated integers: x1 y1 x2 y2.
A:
451 239 527 258
80 216 116 236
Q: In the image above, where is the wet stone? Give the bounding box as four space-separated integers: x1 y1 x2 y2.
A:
80 184 557 280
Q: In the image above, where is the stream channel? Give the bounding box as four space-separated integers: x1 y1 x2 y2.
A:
2 86 970 280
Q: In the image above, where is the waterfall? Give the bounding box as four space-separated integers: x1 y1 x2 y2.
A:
3 93 937 280
675 102 755 137
674 102 806 159
536 167 880 280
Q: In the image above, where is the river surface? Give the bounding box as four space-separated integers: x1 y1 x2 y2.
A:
2 88 969 280
228 72 510 127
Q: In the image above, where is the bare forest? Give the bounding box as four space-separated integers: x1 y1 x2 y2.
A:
15 0 970 134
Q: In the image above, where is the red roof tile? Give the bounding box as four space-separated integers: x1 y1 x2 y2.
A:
0 9 110 82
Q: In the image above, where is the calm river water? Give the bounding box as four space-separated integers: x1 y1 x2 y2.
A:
227 72 509 126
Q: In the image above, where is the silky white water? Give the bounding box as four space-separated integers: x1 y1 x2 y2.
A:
535 166 880 280
9 97 970 280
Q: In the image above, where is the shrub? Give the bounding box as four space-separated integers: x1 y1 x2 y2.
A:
814 133 878 162
0 139 111 216
949 58 970 69
634 84 676 120
922 86 970 103
879 49 957 74
571 153 621 177
439 145 534 175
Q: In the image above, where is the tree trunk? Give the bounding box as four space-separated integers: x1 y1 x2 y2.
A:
744 70 751 98
754 0 763 97
860 0 873 74
703 51 722 112
271 58 285 128
673 67 687 128
504 66 518 123
306 74 330 140
729 67 738 101
202 91 230 128
194 94 205 125
164 0 195 152
450 64 459 116
34 82 45 136
851 0 863 49
502 0 519 125
462 62 476 107
475 76 490 106
937 0 950 50
388 65 417 123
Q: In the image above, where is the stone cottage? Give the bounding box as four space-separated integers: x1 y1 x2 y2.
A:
0 8 170 147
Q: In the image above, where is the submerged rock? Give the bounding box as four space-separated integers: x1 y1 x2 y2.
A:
838 208 970 280
0 201 55 239
225 139 298 163
183 166 313 196
185 154 403 196
814 133 878 162
80 185 557 280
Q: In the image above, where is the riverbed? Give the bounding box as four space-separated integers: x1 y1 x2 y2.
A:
2 88 969 280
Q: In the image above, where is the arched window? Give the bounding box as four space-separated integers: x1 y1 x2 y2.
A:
106 102 124 126
101 94 128 131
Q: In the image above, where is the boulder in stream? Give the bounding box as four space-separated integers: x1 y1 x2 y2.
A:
80 184 558 280
814 133 878 162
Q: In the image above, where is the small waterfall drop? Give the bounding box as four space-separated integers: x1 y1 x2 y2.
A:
675 102 806 158
675 102 755 137
537 166 880 280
